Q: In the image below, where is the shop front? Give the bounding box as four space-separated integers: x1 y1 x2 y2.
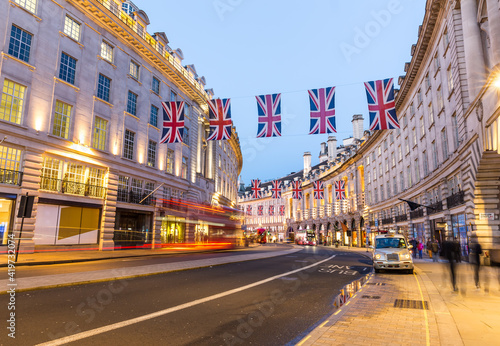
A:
451 212 469 258
35 199 101 246
114 208 153 248
160 216 186 244
411 223 425 242
0 194 16 246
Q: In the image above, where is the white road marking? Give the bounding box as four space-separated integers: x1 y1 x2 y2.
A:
37 254 337 346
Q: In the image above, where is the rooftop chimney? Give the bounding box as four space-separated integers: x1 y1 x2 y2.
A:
327 136 337 162
319 142 327 162
303 152 311 178
352 114 364 140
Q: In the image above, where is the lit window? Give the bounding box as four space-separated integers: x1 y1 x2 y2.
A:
0 80 26 125
97 74 111 102
183 127 189 145
166 149 174 174
181 156 188 179
59 52 77 85
8 25 32 63
127 91 137 116
147 140 156 168
129 60 139 79
123 129 135 160
101 41 113 62
52 101 72 139
14 0 37 13
92 117 108 151
0 145 22 185
152 77 160 94
40 157 62 191
64 16 81 41
447 65 454 93
428 103 434 124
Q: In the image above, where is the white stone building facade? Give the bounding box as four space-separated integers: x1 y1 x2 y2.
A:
0 0 242 253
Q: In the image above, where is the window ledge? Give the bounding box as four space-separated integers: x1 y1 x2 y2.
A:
124 111 139 121
9 1 42 21
54 77 80 91
127 74 142 86
0 119 28 130
93 96 113 108
58 31 84 48
97 55 117 69
1 52 36 71
148 123 159 131
447 88 454 100
150 90 161 98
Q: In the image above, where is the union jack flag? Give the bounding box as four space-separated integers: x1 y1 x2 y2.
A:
313 181 324 200
269 205 275 216
364 78 400 131
246 205 252 216
251 179 262 199
271 180 282 199
335 180 346 200
160 101 185 144
256 93 281 138
257 205 263 216
207 98 232 141
292 180 303 200
308 87 336 135
278 205 285 216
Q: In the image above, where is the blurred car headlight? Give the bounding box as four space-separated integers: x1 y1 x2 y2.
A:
404 253 411 259
374 253 381 260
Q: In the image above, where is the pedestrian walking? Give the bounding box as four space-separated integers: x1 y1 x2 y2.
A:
411 238 418 258
453 237 462 263
431 239 440 262
417 241 424 259
443 239 458 291
426 239 432 257
471 242 482 288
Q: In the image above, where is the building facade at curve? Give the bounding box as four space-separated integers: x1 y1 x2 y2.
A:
0 0 243 253
239 0 500 259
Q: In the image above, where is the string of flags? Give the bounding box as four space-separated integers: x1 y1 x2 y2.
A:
160 78 400 144
249 179 347 202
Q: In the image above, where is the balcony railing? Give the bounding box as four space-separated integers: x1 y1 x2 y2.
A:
426 200 443 215
395 214 407 222
0 168 22 186
446 190 465 209
381 217 394 225
40 176 106 198
117 189 154 205
410 208 424 219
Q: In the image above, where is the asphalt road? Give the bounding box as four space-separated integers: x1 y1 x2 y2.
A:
0 246 371 346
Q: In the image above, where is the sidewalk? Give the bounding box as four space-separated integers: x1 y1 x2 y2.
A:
300 246 500 346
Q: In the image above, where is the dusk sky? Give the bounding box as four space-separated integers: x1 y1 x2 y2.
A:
141 0 426 185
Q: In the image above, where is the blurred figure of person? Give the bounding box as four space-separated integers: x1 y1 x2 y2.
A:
426 239 432 257
431 239 440 262
453 237 462 263
443 239 458 291
417 241 424 259
411 238 418 258
471 242 482 288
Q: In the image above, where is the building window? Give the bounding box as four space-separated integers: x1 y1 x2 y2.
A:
442 128 449 159
391 152 395 167
127 91 137 116
147 140 156 168
428 103 434 124
420 117 425 137
92 117 107 151
405 137 409 155
166 149 174 174
415 159 420 181
367 172 371 184
97 74 111 102
129 60 139 79
100 41 113 62
59 52 77 85
131 178 142 197
181 156 188 179
443 28 449 49
410 103 415 117
400 171 404 192
40 157 62 191
0 145 22 185
52 101 72 139
452 113 460 149
402 113 408 127
393 176 397 195
373 168 377 181
170 91 176 102
432 141 438 169
149 105 158 127
152 77 160 94
184 103 190 118
8 25 32 63
385 158 389 172
434 53 440 71
0 80 26 125
14 0 37 13
380 184 384 200
447 65 454 93
63 16 81 41
379 163 383 177
183 127 189 145
437 86 444 113
425 73 431 90
407 165 412 187
123 130 135 160
398 145 402 161
417 89 422 105
412 127 417 146
423 151 429 176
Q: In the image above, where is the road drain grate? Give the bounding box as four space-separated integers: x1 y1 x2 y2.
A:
394 299 429 310
366 282 386 286
361 295 381 299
